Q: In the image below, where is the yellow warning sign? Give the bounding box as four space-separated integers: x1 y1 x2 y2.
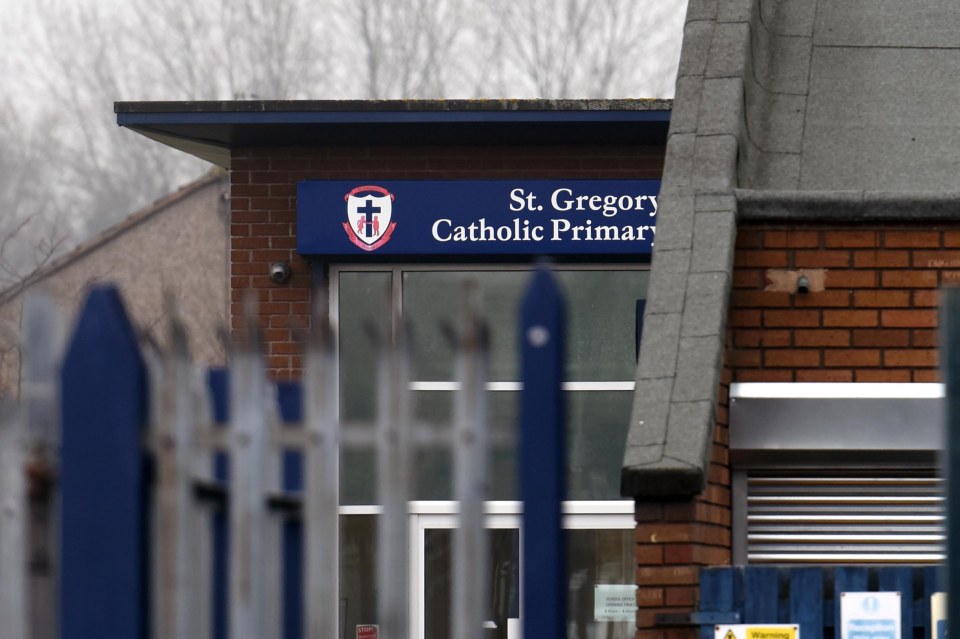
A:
748 627 798 639
716 624 799 639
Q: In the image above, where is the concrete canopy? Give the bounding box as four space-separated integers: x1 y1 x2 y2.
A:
621 0 960 498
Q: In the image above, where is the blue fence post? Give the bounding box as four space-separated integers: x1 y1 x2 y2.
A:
878 567 913 639
520 266 566 639
743 567 779 623
789 568 824 639
943 288 960 639
60 285 148 639
834 568 868 639
699 567 742 639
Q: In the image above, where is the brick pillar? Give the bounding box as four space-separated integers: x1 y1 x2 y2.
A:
230 152 312 380
634 371 731 639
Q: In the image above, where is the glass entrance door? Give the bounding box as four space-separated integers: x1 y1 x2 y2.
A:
409 504 637 639
411 510 520 639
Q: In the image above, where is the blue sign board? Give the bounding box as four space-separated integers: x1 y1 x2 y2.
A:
296 180 660 256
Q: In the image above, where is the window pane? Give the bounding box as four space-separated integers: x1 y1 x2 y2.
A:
340 389 519 504
566 528 635 639
338 271 392 422
557 270 649 381
413 391 518 501
340 515 378 636
403 271 528 382
423 528 520 639
412 390 631 501
339 270 391 505
404 269 648 382
566 391 633 501
337 268 644 503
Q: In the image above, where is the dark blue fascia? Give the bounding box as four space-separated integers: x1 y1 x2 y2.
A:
116 108 670 127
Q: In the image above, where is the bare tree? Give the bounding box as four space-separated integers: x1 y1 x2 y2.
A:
482 0 683 98
344 0 468 99
0 102 69 291
23 0 336 244
9 0 682 262
129 0 334 99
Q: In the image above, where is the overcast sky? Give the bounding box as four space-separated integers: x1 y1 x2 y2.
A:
0 0 688 265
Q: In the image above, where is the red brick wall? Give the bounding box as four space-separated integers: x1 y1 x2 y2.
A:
635 368 732 639
730 226 953 383
640 225 956 639
228 144 665 379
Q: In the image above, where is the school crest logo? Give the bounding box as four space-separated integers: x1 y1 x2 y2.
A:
343 185 396 251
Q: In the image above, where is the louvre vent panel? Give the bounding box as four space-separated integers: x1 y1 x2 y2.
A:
746 470 943 564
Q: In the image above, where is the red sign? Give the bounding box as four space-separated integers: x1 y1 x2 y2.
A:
357 624 379 639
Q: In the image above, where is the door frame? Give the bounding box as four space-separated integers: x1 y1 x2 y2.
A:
407 500 634 639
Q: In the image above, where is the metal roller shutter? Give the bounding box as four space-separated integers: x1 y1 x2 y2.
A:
746 470 944 564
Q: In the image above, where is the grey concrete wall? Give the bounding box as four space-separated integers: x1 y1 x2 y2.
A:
624 0 960 497
0 175 228 397
741 0 960 191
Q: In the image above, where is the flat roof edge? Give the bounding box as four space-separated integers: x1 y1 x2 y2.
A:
737 188 960 221
115 98 672 115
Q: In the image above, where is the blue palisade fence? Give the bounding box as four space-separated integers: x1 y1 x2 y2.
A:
0 268 572 638
698 566 941 639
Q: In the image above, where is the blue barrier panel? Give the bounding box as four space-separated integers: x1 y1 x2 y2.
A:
701 567 940 639
208 369 230 639
834 568 869 639
744 567 779 623
520 267 566 639
700 567 740 639
879 567 913 639
789 568 823 639
278 382 304 639
60 285 148 639
208 372 305 639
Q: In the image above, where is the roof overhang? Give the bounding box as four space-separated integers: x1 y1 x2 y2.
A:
115 99 672 168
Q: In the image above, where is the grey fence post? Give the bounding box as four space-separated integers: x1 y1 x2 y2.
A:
228 298 274 639
20 292 64 639
377 311 413 639
304 296 341 639
151 306 211 639
0 292 63 639
452 285 490 639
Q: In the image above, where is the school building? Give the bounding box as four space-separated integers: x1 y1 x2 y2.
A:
114 1 958 637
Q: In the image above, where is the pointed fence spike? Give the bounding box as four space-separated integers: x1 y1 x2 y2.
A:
60 285 148 639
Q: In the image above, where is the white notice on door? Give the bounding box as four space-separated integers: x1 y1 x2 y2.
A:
594 584 638 622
